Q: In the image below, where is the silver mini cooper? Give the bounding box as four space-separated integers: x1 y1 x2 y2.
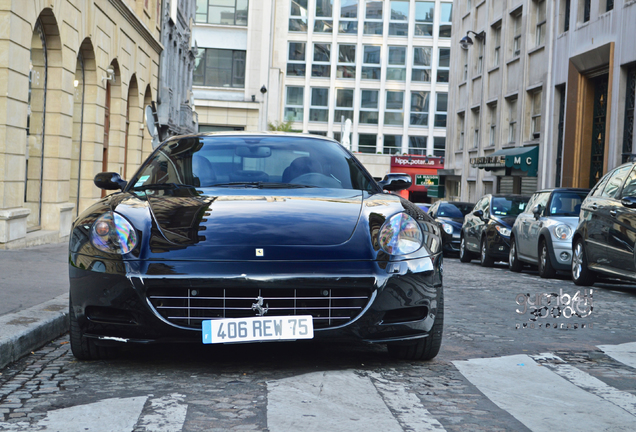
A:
508 188 590 278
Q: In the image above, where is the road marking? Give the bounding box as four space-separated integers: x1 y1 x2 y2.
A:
454 354 636 432
531 353 636 417
0 395 187 432
598 342 636 369
34 396 146 432
267 370 446 432
368 372 447 431
135 393 188 432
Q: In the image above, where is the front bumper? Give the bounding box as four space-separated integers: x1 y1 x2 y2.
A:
549 239 573 271
69 254 442 346
487 233 511 260
441 232 461 254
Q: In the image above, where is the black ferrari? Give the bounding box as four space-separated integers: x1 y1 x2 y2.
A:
68 133 443 361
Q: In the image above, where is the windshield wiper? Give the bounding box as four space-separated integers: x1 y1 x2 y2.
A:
210 182 316 189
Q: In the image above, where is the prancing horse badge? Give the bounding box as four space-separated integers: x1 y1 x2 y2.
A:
256 248 264 257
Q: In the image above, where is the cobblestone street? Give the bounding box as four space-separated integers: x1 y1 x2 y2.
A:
1 258 635 431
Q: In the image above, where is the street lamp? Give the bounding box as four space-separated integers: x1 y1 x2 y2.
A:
459 30 486 50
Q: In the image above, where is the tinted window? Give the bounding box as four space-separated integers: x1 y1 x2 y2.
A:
620 166 636 198
549 191 588 216
130 136 375 191
601 165 632 198
591 172 611 197
437 202 473 218
532 192 551 215
491 197 528 216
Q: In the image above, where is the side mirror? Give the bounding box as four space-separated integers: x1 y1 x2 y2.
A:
378 173 412 192
94 172 127 191
532 204 542 219
621 196 636 208
474 209 484 219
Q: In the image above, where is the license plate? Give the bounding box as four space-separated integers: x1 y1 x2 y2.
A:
202 316 314 344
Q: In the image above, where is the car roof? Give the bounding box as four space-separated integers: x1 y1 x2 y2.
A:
534 187 591 193
438 201 475 206
166 131 339 143
489 194 531 198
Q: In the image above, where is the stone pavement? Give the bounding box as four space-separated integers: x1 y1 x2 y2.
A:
0 243 69 370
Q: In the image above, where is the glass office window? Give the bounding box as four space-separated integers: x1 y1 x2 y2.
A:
410 91 429 126
285 86 304 121
415 1 434 36
385 91 404 125
412 47 432 82
310 88 329 122
359 90 379 124
312 43 331 77
389 0 409 36
361 45 381 80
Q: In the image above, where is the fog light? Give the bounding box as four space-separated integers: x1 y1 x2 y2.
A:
499 246 505 251
560 252 570 260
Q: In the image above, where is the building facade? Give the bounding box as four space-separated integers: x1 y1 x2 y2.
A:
444 0 636 202
271 0 452 180
547 0 636 189
444 0 552 202
157 0 199 139
0 0 164 248
192 0 274 132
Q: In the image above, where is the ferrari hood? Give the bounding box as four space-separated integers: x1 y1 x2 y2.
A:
146 189 364 247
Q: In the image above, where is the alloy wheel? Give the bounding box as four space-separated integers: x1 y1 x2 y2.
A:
540 244 547 272
509 242 516 266
572 242 583 281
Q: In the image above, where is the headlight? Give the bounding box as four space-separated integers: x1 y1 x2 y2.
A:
554 224 573 240
441 222 454 235
495 225 511 237
378 213 423 255
90 212 137 254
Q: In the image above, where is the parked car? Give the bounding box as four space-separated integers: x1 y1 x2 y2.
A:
416 203 430 213
572 162 636 286
68 133 444 361
459 194 531 266
509 188 590 278
427 201 475 255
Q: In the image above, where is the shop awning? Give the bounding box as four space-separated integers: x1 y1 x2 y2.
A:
470 146 539 177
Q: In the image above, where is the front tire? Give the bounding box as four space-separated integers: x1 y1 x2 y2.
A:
459 236 473 263
480 237 494 267
509 237 523 272
388 290 444 361
538 240 557 279
572 239 595 286
69 299 119 360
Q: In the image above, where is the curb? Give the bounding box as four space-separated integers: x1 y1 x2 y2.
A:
0 293 69 370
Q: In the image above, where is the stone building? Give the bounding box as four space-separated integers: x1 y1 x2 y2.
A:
443 0 551 202
547 0 636 189
157 0 198 139
443 0 636 202
0 0 163 248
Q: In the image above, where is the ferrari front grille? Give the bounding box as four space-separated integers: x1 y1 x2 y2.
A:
147 285 373 330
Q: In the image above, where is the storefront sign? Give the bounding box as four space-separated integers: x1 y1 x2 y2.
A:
415 175 438 186
391 155 444 169
470 155 506 169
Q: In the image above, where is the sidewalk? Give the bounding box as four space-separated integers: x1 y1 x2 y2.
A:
0 243 70 369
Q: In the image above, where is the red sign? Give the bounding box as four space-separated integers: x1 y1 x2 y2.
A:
389 155 444 192
391 155 444 169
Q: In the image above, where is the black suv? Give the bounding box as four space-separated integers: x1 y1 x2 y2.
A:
459 194 531 267
572 163 636 286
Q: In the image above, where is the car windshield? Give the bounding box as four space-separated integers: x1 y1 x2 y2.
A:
491 197 528 217
437 203 473 218
128 135 376 192
548 191 588 216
